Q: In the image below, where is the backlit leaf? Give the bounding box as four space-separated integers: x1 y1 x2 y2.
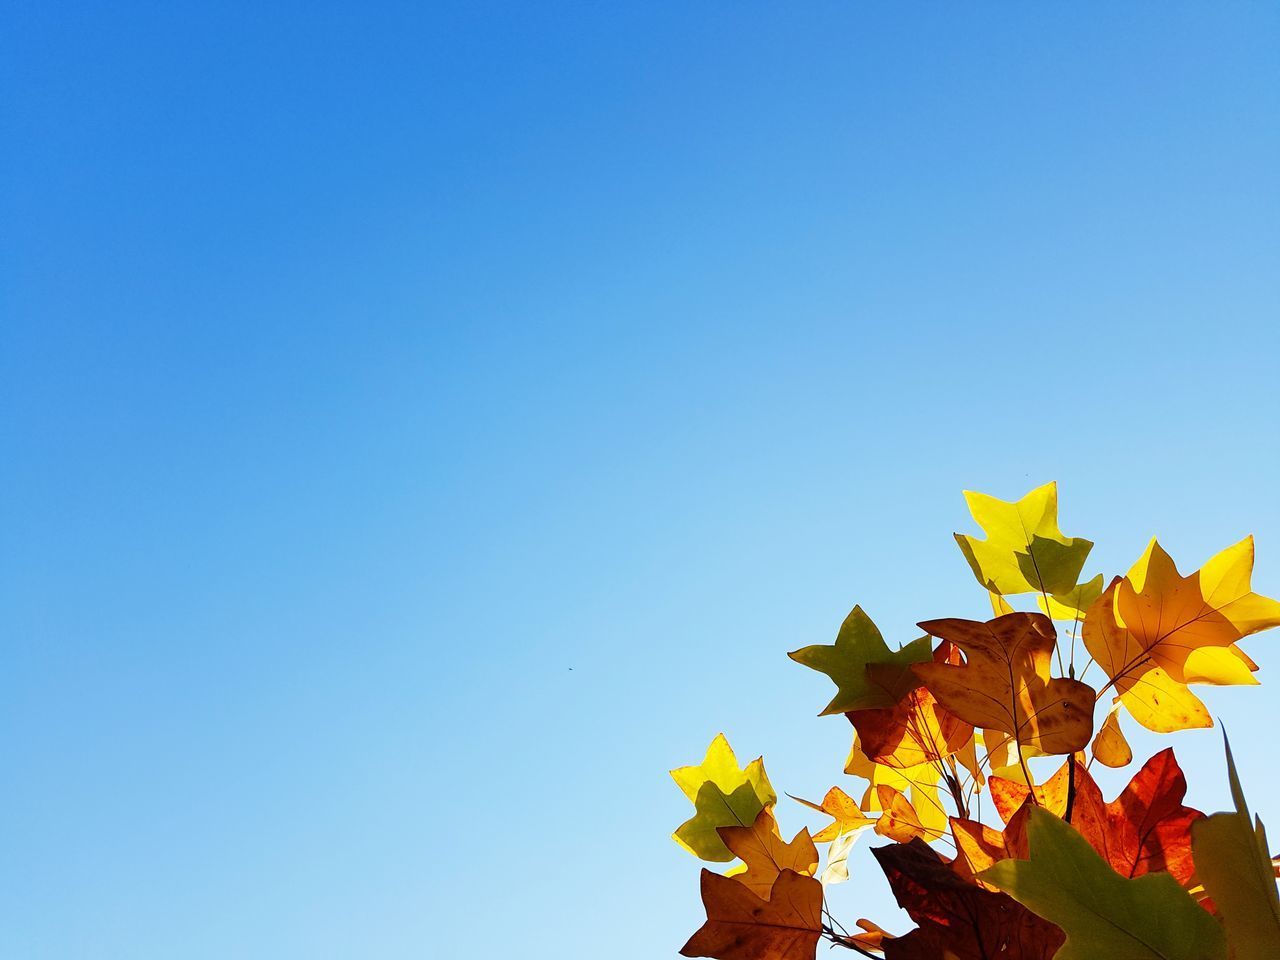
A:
680 868 823 960
718 809 818 900
1083 537 1280 732
1191 733 1280 960
672 735 777 861
1037 573 1104 623
1091 701 1132 768
954 482 1093 596
982 807 1226 960
873 838 1064 960
914 613 1094 755
788 606 933 715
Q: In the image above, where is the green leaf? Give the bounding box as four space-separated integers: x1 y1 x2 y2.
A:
1036 573 1104 622
955 482 1092 597
981 806 1227 960
671 735 777 861
787 605 932 715
1190 732 1280 960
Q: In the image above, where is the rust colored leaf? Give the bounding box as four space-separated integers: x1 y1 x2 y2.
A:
847 644 974 770
680 868 823 960
1070 748 1203 884
872 839 1064 960
914 612 1094 755
992 749 1202 885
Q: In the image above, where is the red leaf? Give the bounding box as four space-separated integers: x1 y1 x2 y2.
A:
871 839 1064 960
990 749 1202 885
1071 748 1202 883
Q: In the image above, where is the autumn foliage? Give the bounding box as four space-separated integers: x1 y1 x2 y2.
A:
669 483 1280 959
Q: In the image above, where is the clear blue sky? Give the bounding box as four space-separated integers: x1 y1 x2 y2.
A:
2 3 1278 958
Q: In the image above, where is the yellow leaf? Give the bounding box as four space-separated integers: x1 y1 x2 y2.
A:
717 809 818 900
914 612 1094 755
1083 538 1280 732
1091 702 1132 768
672 734 777 861
873 785 930 842
844 733 948 835
955 482 1093 596
790 786 873 842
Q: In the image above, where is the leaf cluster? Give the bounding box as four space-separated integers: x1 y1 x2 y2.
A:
669 483 1280 959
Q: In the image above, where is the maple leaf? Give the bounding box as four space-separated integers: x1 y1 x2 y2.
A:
718 809 818 900
1191 734 1280 960
672 734 777 861
954 482 1093 596
914 612 1094 755
788 606 932 715
983 807 1226 960
680 868 823 960
872 838 1064 960
1083 537 1280 732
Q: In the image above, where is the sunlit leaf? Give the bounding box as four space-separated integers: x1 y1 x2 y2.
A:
954 482 1092 596
1083 537 1280 732
680 869 823 960
718 809 818 900
873 785 931 842
788 605 932 715
1091 701 1132 768
672 734 777 861
1191 733 1280 960
982 807 1226 960
1037 573 1104 622
914 613 1094 755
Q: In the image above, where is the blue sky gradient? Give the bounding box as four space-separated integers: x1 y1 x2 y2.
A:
3 3 1279 957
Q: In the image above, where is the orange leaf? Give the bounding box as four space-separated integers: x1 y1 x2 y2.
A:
989 759 1073 822
718 810 818 900
1083 538 1280 732
680 868 823 960
1069 748 1203 884
847 644 974 770
874 785 931 843
790 786 873 843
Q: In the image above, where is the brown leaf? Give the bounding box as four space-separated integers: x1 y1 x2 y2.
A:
872 839 1064 960
915 612 1094 755
680 868 823 960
